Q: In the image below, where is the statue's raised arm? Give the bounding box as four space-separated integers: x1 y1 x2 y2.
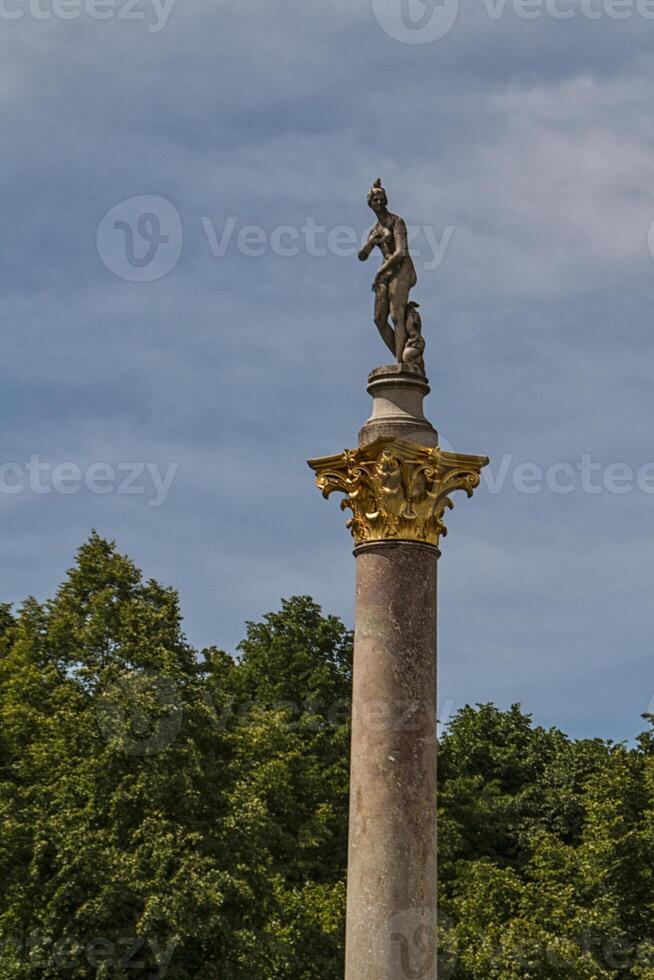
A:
358 178 425 375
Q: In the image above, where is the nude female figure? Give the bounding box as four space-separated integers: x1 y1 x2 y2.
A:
358 179 418 364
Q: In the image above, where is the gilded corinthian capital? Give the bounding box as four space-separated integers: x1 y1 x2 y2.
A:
307 437 488 551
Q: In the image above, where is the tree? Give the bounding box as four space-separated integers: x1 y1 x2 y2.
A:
2 534 653 978
203 596 351 978
0 536 351 979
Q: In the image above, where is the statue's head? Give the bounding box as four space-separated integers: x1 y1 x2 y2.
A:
367 178 388 213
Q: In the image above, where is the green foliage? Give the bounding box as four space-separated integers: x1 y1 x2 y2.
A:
439 706 654 978
1 533 653 977
0 536 350 978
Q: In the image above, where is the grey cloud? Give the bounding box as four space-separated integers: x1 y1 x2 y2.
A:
0 0 653 742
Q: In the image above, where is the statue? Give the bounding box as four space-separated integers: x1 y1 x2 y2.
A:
358 179 426 375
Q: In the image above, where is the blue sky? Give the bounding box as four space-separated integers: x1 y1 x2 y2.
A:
1 0 653 741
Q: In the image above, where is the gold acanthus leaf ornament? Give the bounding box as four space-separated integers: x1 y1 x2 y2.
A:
307 437 488 551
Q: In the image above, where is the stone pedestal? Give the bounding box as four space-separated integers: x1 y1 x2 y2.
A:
308 366 487 980
359 365 438 448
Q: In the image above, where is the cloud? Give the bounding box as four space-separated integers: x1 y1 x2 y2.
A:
0 0 652 741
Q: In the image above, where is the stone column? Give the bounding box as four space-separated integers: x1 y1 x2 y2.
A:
308 366 487 980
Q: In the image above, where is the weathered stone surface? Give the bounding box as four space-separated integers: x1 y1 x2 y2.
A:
345 541 438 980
359 365 437 448
307 356 487 979
358 180 426 371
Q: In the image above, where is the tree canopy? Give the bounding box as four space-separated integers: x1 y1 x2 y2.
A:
0 534 652 978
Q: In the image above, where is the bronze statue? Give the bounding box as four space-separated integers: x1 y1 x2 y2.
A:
358 179 425 375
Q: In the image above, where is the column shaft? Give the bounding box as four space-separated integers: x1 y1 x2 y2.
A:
345 540 438 980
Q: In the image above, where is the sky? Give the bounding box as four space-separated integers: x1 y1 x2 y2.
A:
1 0 653 742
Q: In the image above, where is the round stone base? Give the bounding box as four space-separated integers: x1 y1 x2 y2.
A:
359 365 438 448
